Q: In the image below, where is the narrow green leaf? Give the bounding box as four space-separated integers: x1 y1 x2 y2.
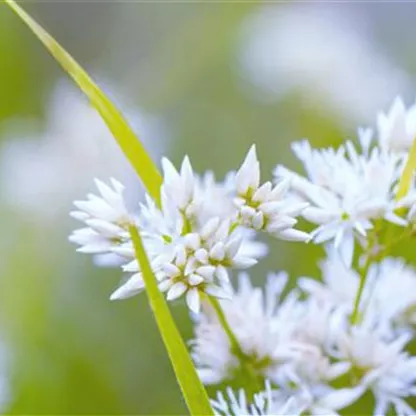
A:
4 1 213 413
4 0 162 205
396 137 416 202
129 225 214 416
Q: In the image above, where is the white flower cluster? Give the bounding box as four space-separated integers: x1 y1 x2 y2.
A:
275 97 416 266
202 254 416 416
70 96 416 415
70 146 308 313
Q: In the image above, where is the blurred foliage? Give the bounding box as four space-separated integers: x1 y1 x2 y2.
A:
0 2 415 415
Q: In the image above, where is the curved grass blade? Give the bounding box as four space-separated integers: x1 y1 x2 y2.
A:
129 225 213 415
4 0 162 205
396 137 416 202
4 1 213 413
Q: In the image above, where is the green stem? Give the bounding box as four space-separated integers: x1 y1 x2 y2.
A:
207 295 262 396
130 225 213 416
350 254 372 325
350 226 413 325
208 295 243 357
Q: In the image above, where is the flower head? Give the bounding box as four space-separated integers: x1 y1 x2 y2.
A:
191 273 300 384
235 145 309 242
69 178 132 266
377 97 416 154
275 126 414 265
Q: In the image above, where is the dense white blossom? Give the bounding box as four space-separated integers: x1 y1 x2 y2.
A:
191 273 300 384
275 123 415 265
212 382 305 416
234 146 309 242
69 179 131 254
377 97 416 153
334 324 416 415
70 146 308 312
66 85 416 416
301 254 416 331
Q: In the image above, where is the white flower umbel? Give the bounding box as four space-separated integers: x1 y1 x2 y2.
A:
108 155 264 312
368 258 416 330
301 253 416 332
212 381 305 416
157 218 260 314
377 97 416 154
334 324 416 415
234 145 309 242
299 252 360 312
275 128 415 265
191 273 300 384
69 178 133 266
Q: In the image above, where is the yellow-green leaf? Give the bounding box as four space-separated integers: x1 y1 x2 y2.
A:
129 225 213 415
396 137 416 202
4 0 162 205
4 2 214 413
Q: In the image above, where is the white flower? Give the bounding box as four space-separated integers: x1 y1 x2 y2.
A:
212 380 363 416
275 130 412 265
301 253 416 332
290 300 351 384
191 273 301 384
377 97 416 153
368 258 416 330
234 145 309 242
161 155 197 217
269 383 364 416
69 178 132 266
111 215 259 313
212 381 305 416
108 152 272 312
157 219 259 314
194 170 236 223
333 324 416 415
299 251 360 312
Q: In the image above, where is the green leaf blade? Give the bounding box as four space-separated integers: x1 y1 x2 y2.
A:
4 1 214 413
129 225 214 416
4 0 162 205
396 137 416 202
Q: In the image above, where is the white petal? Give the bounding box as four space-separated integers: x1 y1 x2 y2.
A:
163 263 181 278
110 273 145 300
252 211 264 230
167 282 188 301
235 145 260 195
225 238 242 259
210 242 225 261
303 207 336 224
200 217 220 240
184 233 201 250
196 266 216 280
232 256 257 268
188 274 204 286
194 248 209 264
276 228 310 242
205 285 232 300
186 288 201 314
216 266 230 284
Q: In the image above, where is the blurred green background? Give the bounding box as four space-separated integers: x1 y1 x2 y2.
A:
0 2 416 414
